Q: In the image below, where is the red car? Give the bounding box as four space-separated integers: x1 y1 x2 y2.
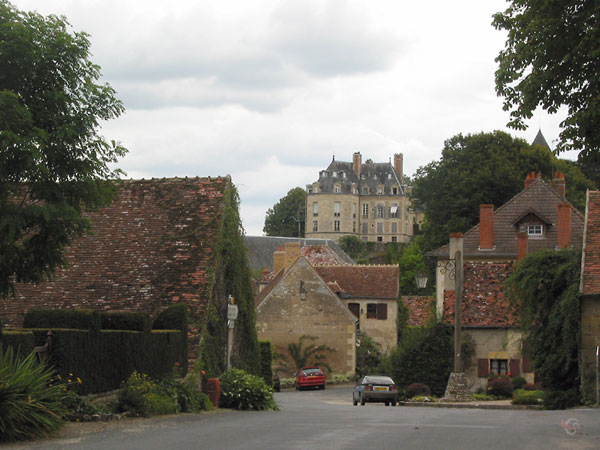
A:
295 367 326 390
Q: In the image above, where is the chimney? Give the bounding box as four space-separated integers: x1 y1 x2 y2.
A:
394 153 403 184
273 245 285 274
479 204 494 250
353 152 362 178
557 203 572 248
524 171 541 189
552 172 566 197
284 242 301 270
517 232 528 261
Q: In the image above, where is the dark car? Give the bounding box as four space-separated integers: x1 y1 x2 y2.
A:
273 374 281 392
353 375 397 406
295 367 326 390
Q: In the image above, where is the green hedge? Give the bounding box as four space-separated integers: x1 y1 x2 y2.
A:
23 309 100 331
101 311 150 331
259 341 273 386
28 328 186 394
0 330 35 356
152 304 188 332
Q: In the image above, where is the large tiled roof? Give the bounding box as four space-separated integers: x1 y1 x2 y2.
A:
581 191 600 295
244 236 354 271
314 265 399 299
442 261 520 327
428 178 584 258
402 296 435 326
3 177 229 327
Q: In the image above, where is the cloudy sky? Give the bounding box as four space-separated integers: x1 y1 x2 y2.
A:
13 0 573 235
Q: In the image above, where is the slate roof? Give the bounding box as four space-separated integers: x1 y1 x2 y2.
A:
443 261 520 327
428 178 584 259
314 265 399 299
4 177 229 327
581 191 600 295
244 236 354 271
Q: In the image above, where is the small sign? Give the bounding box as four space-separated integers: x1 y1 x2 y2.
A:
227 304 238 320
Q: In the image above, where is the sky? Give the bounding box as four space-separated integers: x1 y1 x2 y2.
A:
12 0 575 236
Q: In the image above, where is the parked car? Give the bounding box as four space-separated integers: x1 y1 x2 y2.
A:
273 374 281 392
353 375 397 406
295 367 326 390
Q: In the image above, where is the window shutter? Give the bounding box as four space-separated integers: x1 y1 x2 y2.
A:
522 354 531 372
348 303 360 318
376 303 387 320
509 359 520 377
477 359 489 378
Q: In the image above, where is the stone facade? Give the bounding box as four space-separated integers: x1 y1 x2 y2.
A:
256 257 356 376
305 152 418 243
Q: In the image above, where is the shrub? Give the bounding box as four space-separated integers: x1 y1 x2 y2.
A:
406 383 431 398
0 345 68 441
512 389 544 406
0 330 35 356
61 391 105 422
543 389 580 410
259 341 273 386
511 376 527 390
101 311 149 331
486 377 514 398
522 382 542 391
23 309 99 330
219 368 278 411
152 304 188 332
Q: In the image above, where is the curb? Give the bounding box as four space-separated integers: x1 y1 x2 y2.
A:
399 401 542 410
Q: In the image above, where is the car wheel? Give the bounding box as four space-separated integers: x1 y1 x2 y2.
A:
295 383 299 390
320 384 325 390
391 400 397 406
385 401 390 406
360 395 366 406
353 395 358 406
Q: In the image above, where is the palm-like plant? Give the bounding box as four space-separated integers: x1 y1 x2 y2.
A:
275 334 335 375
0 345 67 441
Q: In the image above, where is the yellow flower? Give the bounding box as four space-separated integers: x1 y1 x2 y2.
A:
77 377 82 384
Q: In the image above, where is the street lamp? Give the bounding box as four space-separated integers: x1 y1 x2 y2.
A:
415 271 428 289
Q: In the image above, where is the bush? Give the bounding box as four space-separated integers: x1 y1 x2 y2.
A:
0 330 35 356
101 311 149 331
0 345 67 441
406 383 431 398
512 389 544 406
543 389 580 410
219 368 278 411
486 377 514 398
522 382 542 391
259 341 273 386
511 376 527 390
152 304 188 332
23 309 99 330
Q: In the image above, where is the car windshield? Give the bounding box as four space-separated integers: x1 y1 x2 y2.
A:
302 368 321 375
363 376 394 385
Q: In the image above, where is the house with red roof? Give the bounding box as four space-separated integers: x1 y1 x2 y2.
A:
579 190 600 403
428 172 584 391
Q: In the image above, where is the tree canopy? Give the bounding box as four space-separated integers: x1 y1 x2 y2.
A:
493 0 600 157
263 187 306 237
505 249 581 405
411 131 594 251
0 1 126 297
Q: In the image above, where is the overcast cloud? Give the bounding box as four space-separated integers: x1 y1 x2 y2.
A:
12 0 574 235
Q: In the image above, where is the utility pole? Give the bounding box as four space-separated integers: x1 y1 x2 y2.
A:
226 295 238 371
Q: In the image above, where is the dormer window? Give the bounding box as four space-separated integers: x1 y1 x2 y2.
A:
362 187 369 195
387 173 392 179
332 171 337 177
377 186 384 195
526 224 544 236
334 184 341 193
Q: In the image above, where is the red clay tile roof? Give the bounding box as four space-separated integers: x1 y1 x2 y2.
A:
255 268 284 306
3 177 229 327
301 245 341 265
314 265 399 299
402 296 435 326
581 191 600 295
429 179 584 258
443 261 520 327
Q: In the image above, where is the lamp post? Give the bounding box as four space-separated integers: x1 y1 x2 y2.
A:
415 271 428 290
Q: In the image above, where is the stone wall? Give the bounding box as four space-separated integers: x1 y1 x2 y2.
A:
581 294 600 403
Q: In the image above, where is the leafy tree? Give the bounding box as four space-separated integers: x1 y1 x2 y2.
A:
263 187 306 237
0 1 126 298
397 237 431 295
411 131 593 251
355 331 383 377
274 334 335 375
493 0 599 157
338 235 366 261
505 249 581 407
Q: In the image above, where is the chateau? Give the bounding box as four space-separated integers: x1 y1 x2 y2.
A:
304 152 418 243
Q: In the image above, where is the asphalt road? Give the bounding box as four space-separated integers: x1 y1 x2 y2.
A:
3 385 600 450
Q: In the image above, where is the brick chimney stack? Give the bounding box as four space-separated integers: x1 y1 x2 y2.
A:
552 172 566 197
353 152 362 178
557 203 572 248
284 242 301 270
517 232 529 261
524 171 541 189
479 204 494 249
273 245 285 274
394 153 403 185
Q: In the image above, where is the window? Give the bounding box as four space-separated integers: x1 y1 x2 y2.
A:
353 222 356 233
377 222 383 233
390 205 398 218
362 204 369 217
391 236 397 242
392 187 398 195
366 303 387 320
312 221 318 232
526 224 543 236
334 184 341 193
361 173 366 180
352 204 356 218
332 171 337 177
334 220 340 231
377 186 383 195
387 173 392 179
313 202 318 217
391 222 398 233
362 236 368 242
362 222 368 234
362 187 369 195
376 205 385 218
490 359 508 375
377 236 383 242
366 303 377 318
334 202 341 217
